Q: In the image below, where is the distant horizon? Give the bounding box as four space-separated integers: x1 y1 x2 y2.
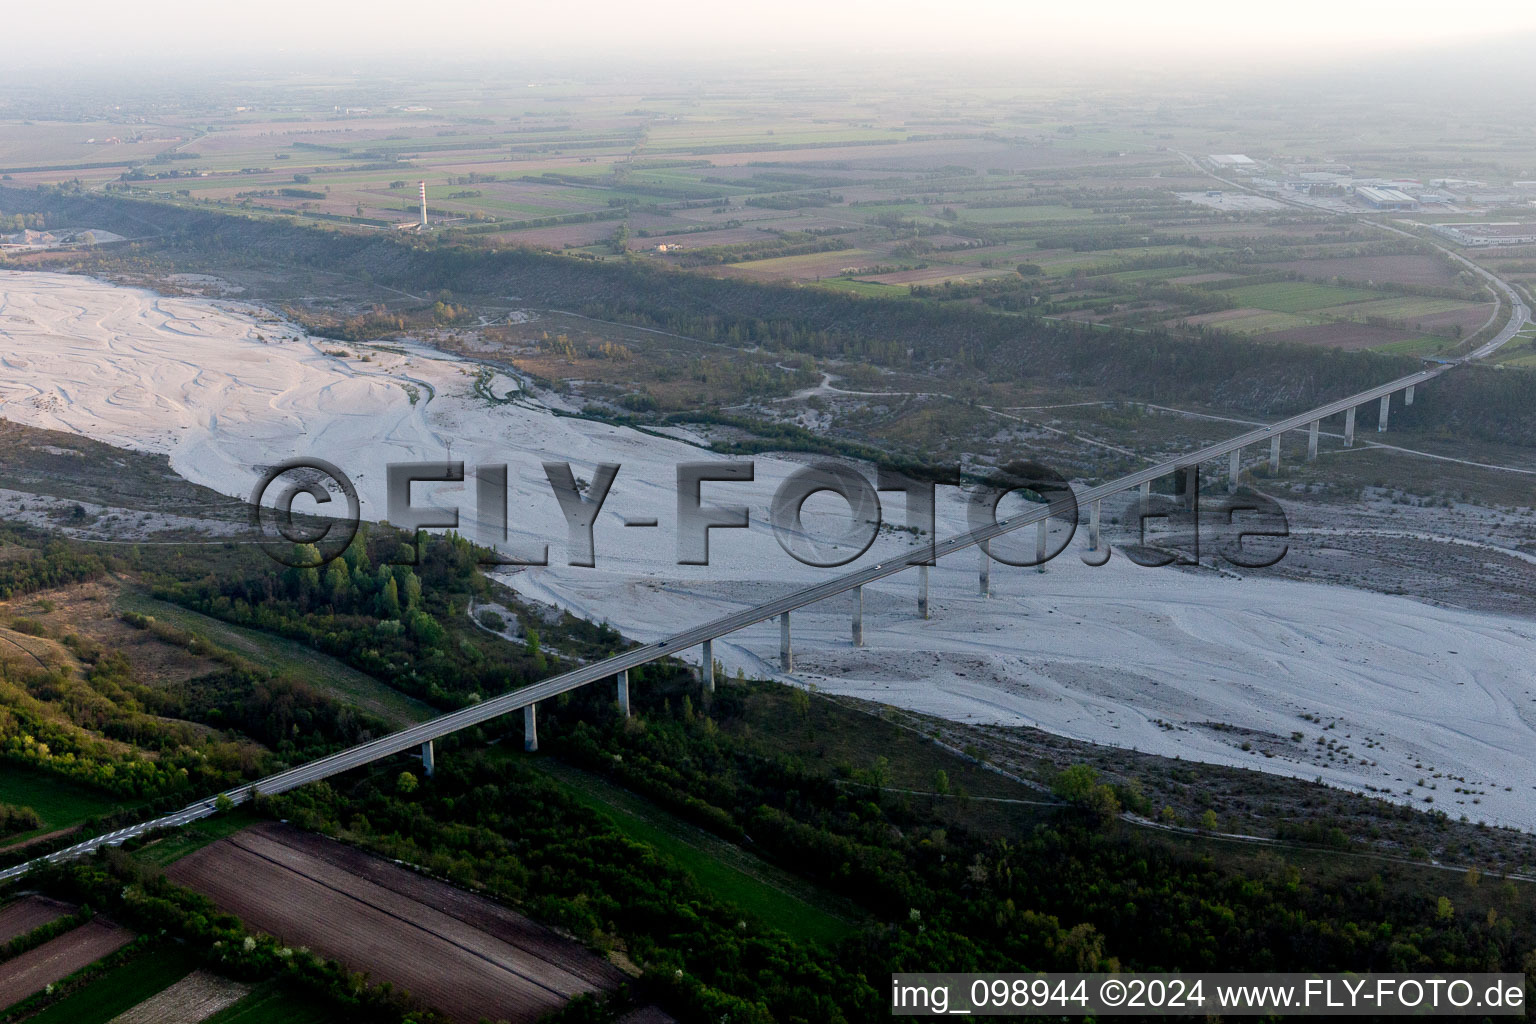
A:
7 0 1536 73
6 42 1536 105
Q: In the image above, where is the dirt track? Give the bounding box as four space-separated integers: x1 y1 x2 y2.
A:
167 823 623 1024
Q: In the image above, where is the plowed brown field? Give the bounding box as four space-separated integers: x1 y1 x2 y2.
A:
167 823 623 1024
0 917 134 1009
0 895 72 944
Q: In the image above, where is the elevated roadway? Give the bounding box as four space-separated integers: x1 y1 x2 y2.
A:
0 360 1463 882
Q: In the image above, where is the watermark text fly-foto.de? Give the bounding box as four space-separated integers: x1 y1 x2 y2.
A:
249 456 1289 572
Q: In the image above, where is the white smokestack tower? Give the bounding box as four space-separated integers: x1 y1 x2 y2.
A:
418 181 427 227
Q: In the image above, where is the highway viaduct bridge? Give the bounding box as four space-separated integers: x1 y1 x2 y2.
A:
2 302 1529 882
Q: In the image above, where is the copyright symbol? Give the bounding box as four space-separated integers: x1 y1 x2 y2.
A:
248 458 360 568
1100 979 1126 1007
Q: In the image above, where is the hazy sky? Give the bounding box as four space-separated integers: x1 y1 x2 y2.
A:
17 0 1536 66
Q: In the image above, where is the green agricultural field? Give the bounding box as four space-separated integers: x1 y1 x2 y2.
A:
1207 311 1317 334
725 249 878 275
959 204 1102 224
205 983 343 1024
23 944 201 1024
1029 247 1198 277
872 267 1018 288
133 808 263 867
1037 252 1117 275
1373 335 1455 357
813 277 909 297
430 196 577 219
1206 281 1378 313
132 178 242 195
1107 265 1202 283
1052 293 1139 311
1097 245 1201 261
1334 296 1485 320
849 202 929 219
1493 328 1536 368
644 124 898 152
940 243 1044 265
536 759 859 946
518 164 611 181
529 185 628 207
0 768 117 846
113 592 431 727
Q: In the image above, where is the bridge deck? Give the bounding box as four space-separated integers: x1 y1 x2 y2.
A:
0 363 1463 881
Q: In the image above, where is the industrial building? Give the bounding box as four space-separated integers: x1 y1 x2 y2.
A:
394 182 430 231
1431 222 1536 246
1354 186 1418 210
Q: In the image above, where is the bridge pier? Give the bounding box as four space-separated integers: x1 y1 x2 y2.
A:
978 541 991 597
1229 448 1241 493
617 669 630 717
13 372 1468 883
1035 519 1048 572
701 638 714 693
1405 384 1415 406
1179 464 1199 509
780 612 793 671
1344 406 1356 447
918 564 930 619
1269 434 1281 474
421 739 435 777
851 585 864 646
1139 480 1151 506
1378 394 1390 432
1088 498 1101 552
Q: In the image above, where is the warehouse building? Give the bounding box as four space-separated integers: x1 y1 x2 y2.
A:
1355 186 1418 210
1431 222 1536 246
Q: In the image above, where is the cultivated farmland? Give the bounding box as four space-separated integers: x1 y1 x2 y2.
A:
167 823 625 1024
23 947 203 1024
1203 281 1377 313
0 917 134 1009
199 985 342 1024
0 895 72 944
106 969 249 1024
